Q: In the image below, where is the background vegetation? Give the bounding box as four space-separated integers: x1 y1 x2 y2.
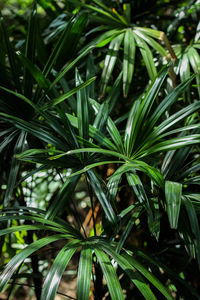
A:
0 0 200 299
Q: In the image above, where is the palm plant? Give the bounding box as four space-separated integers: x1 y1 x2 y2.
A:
79 0 177 97
0 1 200 299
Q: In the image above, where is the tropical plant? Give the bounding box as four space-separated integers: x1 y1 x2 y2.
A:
0 1 200 299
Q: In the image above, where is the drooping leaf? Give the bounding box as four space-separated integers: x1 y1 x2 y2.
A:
101 33 124 95
77 246 93 300
134 32 157 80
0 235 68 293
94 247 124 300
165 181 182 229
126 173 153 216
123 29 136 97
100 242 171 300
41 241 79 300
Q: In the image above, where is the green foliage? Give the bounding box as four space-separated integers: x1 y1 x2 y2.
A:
0 0 200 299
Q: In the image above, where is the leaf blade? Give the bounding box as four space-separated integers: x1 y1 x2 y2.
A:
165 181 182 229
77 246 93 300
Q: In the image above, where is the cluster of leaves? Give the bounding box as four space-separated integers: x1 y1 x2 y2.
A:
0 0 200 299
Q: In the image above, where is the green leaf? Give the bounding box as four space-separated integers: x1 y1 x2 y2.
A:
124 99 141 156
4 131 26 207
68 161 124 178
107 168 123 204
135 29 167 57
94 248 124 300
56 14 88 69
148 197 160 240
0 235 68 293
77 246 93 300
87 170 117 225
145 75 195 136
148 102 200 140
165 181 182 229
86 55 96 98
179 53 191 103
45 175 80 220
101 33 124 95
136 248 200 298
0 212 81 239
90 98 124 152
0 11 21 92
111 7 128 26
76 69 89 142
121 252 173 300
161 139 191 181
0 224 70 237
0 130 18 154
43 14 87 77
123 29 136 97
91 0 114 15
109 161 164 188
134 27 163 39
118 204 136 219
127 67 168 154
23 2 37 98
0 113 67 150
126 173 152 215
43 76 96 109
188 46 200 97
18 52 50 91
137 102 200 157
116 206 142 253
41 241 79 300
66 113 118 151
100 243 161 300
50 30 121 90
0 85 41 113
84 4 122 25
96 31 121 47
134 32 157 80
49 44 95 90
183 197 200 268
108 117 125 153
67 147 131 162
140 135 200 158
136 67 168 123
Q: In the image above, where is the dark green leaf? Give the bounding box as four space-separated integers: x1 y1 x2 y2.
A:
77 246 93 300
165 181 182 229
